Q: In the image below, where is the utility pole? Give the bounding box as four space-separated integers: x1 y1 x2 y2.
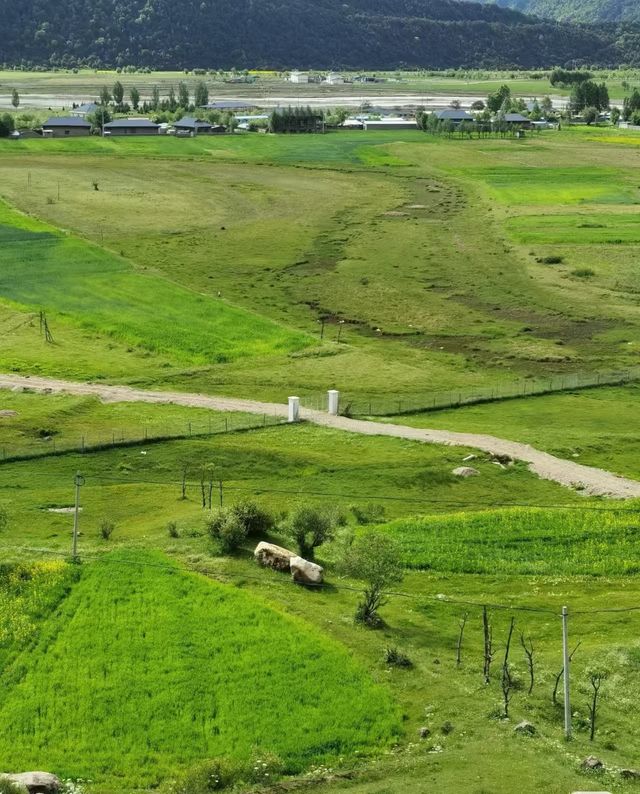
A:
562 605 572 739
72 472 85 561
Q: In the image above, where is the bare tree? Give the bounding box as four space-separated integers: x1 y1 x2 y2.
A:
552 642 581 706
200 468 206 509
587 670 608 741
501 617 516 718
520 632 535 695
483 606 494 684
180 463 189 500
456 612 469 667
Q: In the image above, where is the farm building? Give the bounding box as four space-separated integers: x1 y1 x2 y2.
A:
172 117 215 135
435 109 474 124
202 101 259 112
363 118 417 131
289 70 309 84
103 119 160 136
325 72 344 85
501 112 532 128
41 117 91 137
71 102 99 118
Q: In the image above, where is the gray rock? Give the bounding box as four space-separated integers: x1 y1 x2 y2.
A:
514 721 536 736
0 410 18 418
418 726 431 739
1 772 61 793
452 466 479 478
621 769 640 780
581 756 604 771
290 556 324 585
254 541 296 572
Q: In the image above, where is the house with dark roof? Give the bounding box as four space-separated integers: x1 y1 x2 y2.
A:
71 102 99 118
435 109 474 124
202 101 259 112
172 117 215 136
42 117 92 137
501 112 532 128
103 119 160 136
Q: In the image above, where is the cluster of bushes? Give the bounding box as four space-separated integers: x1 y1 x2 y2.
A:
161 752 285 793
0 114 16 137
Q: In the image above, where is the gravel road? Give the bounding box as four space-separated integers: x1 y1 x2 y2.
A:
1 373 638 499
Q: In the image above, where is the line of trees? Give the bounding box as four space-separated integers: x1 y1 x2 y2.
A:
94 80 210 114
269 106 324 133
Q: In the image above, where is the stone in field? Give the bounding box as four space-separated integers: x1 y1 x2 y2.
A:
290 556 324 585
581 756 604 771
0 410 17 418
452 466 479 478
621 769 640 779
514 721 536 735
0 772 61 793
254 541 296 572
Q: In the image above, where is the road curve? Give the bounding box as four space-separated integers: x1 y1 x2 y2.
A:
1 372 639 500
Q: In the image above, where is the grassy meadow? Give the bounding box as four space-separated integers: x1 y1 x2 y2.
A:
3 113 640 794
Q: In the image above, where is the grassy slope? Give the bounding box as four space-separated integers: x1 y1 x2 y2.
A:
0 551 399 788
389 383 640 479
4 128 640 402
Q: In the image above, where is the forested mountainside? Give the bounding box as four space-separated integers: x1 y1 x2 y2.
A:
1 0 640 68
484 0 640 23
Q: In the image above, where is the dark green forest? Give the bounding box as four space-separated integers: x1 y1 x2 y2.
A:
1 0 640 69
483 0 640 24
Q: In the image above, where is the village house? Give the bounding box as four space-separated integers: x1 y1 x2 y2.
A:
325 72 344 85
172 117 216 136
71 102 99 118
41 117 92 137
435 109 475 124
289 70 309 84
103 118 160 136
363 117 418 131
501 112 532 129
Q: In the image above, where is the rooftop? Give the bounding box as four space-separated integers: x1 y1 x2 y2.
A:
43 117 91 127
103 118 159 128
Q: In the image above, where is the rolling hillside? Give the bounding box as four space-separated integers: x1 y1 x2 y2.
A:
0 0 639 68
484 0 640 23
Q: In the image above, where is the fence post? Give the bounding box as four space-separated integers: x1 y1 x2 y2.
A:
288 396 300 423
327 390 340 416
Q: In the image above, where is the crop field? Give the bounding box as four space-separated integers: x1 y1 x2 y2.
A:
0 551 400 788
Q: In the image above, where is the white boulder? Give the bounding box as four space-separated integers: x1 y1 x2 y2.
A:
1 772 61 793
254 542 296 572
452 466 479 478
290 556 324 585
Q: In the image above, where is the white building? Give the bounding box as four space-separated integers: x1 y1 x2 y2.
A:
325 72 344 85
289 70 309 84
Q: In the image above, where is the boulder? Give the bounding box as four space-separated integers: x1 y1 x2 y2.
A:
254 542 296 572
452 466 479 478
581 756 604 771
1 772 61 793
514 721 536 736
621 769 640 780
492 453 513 465
0 410 18 418
418 726 431 739
290 556 324 585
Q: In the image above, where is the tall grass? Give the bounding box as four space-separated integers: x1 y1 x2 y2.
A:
380 507 640 575
0 551 400 787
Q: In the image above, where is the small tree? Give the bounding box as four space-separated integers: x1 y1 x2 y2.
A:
194 80 209 108
344 532 403 627
150 85 160 111
87 106 112 133
285 503 336 559
0 113 15 137
586 668 608 741
231 500 273 537
0 505 8 531
130 86 140 110
11 88 19 109
99 85 112 105
112 80 124 107
178 81 190 109
583 106 599 125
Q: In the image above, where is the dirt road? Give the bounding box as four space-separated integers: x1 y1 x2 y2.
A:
1 372 638 499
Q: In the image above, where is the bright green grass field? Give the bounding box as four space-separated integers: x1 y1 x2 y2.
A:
506 211 640 245
0 201 308 365
0 551 399 788
378 506 640 576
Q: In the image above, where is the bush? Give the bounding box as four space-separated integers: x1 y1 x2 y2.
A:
206 509 248 553
384 646 412 668
230 500 273 536
0 505 8 532
350 503 386 525
284 503 336 560
571 268 595 278
537 255 564 265
99 518 115 540
166 521 179 538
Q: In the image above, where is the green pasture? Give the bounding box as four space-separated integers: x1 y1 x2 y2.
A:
506 211 640 244
0 201 309 365
392 384 640 480
0 551 399 788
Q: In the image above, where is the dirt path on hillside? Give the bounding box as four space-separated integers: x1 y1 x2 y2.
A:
1 372 639 499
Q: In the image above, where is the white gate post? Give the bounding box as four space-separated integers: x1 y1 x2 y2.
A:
327 390 340 416
288 396 300 423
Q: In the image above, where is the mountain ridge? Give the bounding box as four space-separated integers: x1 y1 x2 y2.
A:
481 0 640 23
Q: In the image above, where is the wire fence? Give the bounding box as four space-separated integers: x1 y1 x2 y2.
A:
299 367 640 417
0 413 287 465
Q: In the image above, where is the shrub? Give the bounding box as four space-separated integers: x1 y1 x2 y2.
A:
230 500 273 536
166 521 179 538
537 255 564 265
163 758 240 793
206 509 248 553
284 503 336 560
571 268 595 278
350 503 386 525
99 518 115 540
345 533 403 628
384 646 412 668
0 505 8 532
